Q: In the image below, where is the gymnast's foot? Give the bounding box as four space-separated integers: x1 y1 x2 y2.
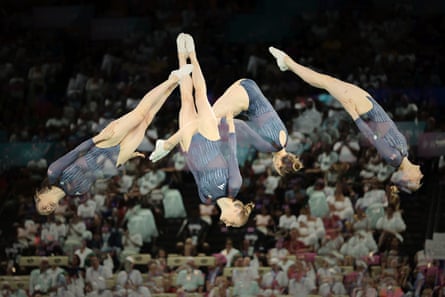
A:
269 46 289 71
176 33 187 54
170 64 193 81
149 139 171 163
183 33 195 54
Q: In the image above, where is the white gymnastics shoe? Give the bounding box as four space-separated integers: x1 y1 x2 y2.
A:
269 46 289 71
176 33 187 54
149 139 171 163
184 33 195 54
170 64 193 81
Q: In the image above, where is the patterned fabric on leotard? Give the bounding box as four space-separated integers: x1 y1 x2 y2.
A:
355 96 408 168
183 122 241 203
47 138 120 196
239 79 288 151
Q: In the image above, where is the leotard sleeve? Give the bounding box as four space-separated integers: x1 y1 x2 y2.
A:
47 138 95 185
234 119 278 152
355 118 403 168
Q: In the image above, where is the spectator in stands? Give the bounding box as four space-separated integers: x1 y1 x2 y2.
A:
376 204 407 250
316 257 338 297
332 131 361 165
175 257 205 294
74 239 93 268
29 257 51 296
287 258 317 297
307 179 329 218
1 281 27 297
77 197 97 221
64 214 91 255
326 182 354 221
351 275 378 297
115 256 151 297
220 239 241 267
144 260 164 294
298 206 326 248
206 253 226 293
276 249 295 275
315 143 339 173
120 227 143 264
161 183 187 219
356 182 388 229
360 151 395 182
269 46 423 192
254 206 274 248
261 257 288 297
352 204 371 232
34 64 193 216
230 255 260 297
268 238 287 263
47 260 66 296
85 254 112 296
65 268 85 297
208 276 231 297
278 204 297 232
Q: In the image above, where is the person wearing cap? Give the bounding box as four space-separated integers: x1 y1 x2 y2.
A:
269 46 423 193
116 256 151 297
261 257 288 297
175 257 205 294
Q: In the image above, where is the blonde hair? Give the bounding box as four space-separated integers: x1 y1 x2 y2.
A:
276 152 303 176
230 202 255 228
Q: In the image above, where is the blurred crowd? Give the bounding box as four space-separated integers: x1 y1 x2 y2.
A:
1 1 445 297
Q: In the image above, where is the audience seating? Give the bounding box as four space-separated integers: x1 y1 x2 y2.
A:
223 266 271 277
18 256 69 268
167 255 215 267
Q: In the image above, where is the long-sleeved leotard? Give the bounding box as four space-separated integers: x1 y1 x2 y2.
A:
184 121 242 203
239 79 288 151
355 96 408 168
47 138 120 196
234 119 278 153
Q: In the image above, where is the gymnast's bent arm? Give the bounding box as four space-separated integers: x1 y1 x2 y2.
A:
226 116 242 198
47 138 95 185
234 119 277 152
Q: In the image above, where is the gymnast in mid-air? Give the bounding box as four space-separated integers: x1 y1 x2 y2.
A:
269 46 423 192
150 59 303 177
34 64 193 215
156 33 254 227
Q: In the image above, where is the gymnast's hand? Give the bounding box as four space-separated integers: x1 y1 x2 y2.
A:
149 139 171 163
130 152 145 159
